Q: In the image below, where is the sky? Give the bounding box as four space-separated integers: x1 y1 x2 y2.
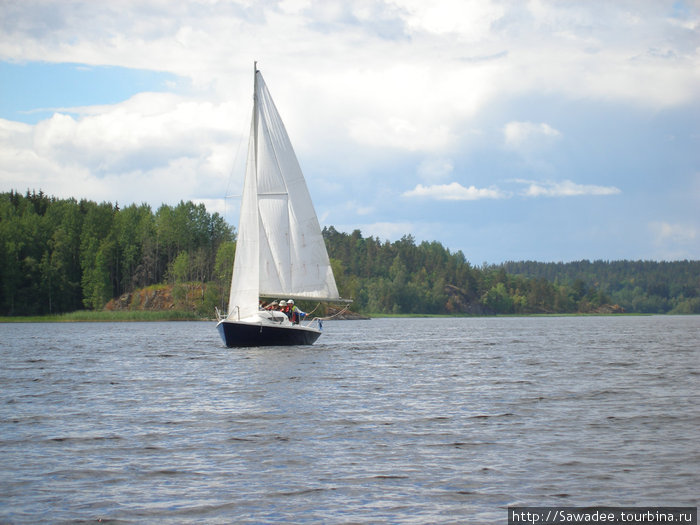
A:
1 0 699 264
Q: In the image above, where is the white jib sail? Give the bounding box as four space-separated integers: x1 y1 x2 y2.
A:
227 68 340 320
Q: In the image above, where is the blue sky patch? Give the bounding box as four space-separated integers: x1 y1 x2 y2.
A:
0 61 182 123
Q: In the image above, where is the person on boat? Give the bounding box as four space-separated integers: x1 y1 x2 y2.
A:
278 300 289 318
287 299 306 324
264 300 279 310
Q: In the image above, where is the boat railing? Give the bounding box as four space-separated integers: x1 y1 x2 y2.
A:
215 306 240 321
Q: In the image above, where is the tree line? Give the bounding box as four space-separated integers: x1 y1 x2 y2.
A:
0 190 234 316
496 259 700 314
323 227 699 315
2 190 698 317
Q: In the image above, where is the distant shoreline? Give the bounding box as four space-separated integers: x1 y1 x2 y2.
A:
0 310 679 323
0 310 203 323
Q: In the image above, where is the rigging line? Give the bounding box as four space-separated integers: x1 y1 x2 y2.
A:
224 87 254 224
314 304 351 321
225 132 247 197
306 303 321 316
297 303 321 328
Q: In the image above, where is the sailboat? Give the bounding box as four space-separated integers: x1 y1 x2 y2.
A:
216 63 345 347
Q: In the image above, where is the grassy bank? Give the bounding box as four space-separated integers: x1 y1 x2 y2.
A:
365 312 651 319
0 310 204 323
1 310 657 323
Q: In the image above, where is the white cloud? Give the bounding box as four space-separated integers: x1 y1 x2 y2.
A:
1 1 696 112
192 197 228 217
0 3 695 150
279 0 312 15
347 116 453 152
403 182 506 200
503 121 561 150
355 221 418 242
650 221 697 244
417 158 454 183
0 92 242 207
0 118 81 194
30 93 238 172
517 179 621 197
340 200 374 216
390 0 505 39
648 221 698 259
402 178 621 201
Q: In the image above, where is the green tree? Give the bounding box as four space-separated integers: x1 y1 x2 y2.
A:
83 239 115 309
45 200 84 312
211 240 236 313
483 282 514 313
114 203 154 293
80 201 116 309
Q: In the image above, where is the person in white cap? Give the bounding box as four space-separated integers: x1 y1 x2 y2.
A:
279 300 290 319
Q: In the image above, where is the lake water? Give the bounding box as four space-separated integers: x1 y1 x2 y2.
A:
1 316 698 523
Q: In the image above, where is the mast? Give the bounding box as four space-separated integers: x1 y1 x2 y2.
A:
253 61 259 177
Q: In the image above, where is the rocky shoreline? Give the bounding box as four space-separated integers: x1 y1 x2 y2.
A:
105 284 371 320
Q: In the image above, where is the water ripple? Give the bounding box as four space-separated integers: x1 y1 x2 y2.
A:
1 316 698 523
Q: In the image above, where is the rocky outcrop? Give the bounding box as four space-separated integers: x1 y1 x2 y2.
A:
105 285 192 311
444 284 493 315
593 304 626 314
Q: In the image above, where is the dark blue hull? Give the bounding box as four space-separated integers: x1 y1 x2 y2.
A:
217 319 322 347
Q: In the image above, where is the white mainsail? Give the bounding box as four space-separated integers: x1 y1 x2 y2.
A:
226 67 340 321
